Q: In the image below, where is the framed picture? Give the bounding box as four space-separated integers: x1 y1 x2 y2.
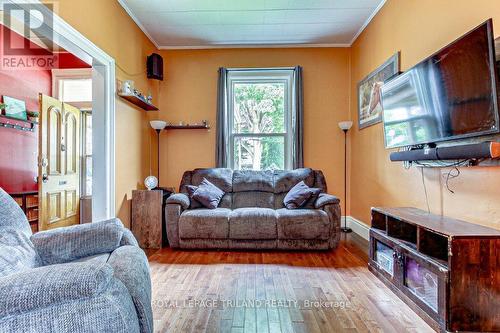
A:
3 96 27 120
357 52 400 129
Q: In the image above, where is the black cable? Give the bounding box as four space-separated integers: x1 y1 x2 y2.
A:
420 167 431 213
444 166 460 194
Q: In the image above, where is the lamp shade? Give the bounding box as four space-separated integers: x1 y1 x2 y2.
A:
150 120 167 130
338 121 353 131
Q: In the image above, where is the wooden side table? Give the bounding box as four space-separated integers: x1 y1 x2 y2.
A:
131 190 163 249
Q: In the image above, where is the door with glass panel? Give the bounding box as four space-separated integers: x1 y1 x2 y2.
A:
38 94 80 230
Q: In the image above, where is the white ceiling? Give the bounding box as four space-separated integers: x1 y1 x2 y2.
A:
118 0 386 49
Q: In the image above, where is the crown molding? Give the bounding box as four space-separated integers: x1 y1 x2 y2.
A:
349 0 387 45
117 0 160 49
158 43 351 50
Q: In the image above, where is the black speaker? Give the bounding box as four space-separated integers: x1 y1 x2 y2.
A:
390 142 500 162
147 53 163 81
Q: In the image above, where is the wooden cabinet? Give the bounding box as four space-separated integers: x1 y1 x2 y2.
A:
369 207 500 333
131 190 163 249
10 192 39 233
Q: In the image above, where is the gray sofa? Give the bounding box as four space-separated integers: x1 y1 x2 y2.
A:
166 168 341 250
0 188 153 333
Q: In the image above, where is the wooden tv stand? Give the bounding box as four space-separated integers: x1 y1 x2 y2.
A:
368 207 500 332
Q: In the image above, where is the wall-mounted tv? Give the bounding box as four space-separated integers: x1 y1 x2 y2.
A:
381 19 500 149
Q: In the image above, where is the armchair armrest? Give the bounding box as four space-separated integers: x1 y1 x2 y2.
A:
166 193 190 210
0 261 113 318
31 218 125 265
314 193 340 209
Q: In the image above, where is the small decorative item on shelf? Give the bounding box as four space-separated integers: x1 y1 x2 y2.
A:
27 111 39 123
0 103 6 115
121 80 134 95
147 93 153 104
144 175 158 191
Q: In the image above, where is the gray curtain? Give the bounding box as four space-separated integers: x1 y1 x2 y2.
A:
292 66 304 169
215 67 228 168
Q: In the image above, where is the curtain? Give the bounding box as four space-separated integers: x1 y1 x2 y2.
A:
292 66 304 169
215 67 228 168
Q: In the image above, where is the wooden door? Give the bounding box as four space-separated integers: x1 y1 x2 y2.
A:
38 94 80 230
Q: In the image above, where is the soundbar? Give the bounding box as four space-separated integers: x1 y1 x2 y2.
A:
390 142 500 162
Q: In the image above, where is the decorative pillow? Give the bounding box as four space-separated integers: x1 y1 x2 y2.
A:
302 187 322 209
186 178 225 209
284 181 321 209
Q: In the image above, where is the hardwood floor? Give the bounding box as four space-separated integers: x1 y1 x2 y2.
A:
148 234 433 333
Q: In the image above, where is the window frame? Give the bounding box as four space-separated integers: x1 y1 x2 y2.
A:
227 69 294 170
51 68 93 110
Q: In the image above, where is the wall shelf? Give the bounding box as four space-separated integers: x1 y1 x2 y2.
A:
118 93 158 111
165 124 210 130
0 115 36 132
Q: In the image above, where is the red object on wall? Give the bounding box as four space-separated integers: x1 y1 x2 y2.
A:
0 25 90 193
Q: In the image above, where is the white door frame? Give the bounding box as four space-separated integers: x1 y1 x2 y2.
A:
2 0 116 221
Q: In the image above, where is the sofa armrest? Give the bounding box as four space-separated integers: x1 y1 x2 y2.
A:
0 261 113 318
31 218 125 265
314 193 340 209
166 193 190 210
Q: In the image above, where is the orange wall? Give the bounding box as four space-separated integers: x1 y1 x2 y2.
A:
350 0 500 229
155 48 351 206
45 0 159 227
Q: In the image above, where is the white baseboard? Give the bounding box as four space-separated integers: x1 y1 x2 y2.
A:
342 216 370 240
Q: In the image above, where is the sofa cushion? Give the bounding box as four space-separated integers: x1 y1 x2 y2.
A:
186 178 225 209
276 208 330 240
232 191 275 209
229 208 277 240
191 168 233 193
179 208 230 239
233 170 274 192
274 168 315 193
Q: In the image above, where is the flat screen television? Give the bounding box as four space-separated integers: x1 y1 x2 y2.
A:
381 20 500 149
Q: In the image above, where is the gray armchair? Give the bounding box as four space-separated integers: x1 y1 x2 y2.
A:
0 188 153 333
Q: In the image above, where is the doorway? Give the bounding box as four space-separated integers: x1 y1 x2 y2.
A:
3 0 116 223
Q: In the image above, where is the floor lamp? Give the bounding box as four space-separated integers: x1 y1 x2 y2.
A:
147 120 167 190
338 120 353 233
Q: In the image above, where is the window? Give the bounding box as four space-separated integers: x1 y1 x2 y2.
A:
227 69 294 170
52 68 92 109
82 111 92 196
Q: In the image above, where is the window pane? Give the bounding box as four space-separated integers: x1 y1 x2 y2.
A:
85 156 92 196
233 83 285 134
60 79 92 102
85 113 92 155
233 136 284 170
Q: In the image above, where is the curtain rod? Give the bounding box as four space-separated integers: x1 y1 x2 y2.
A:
225 67 297 71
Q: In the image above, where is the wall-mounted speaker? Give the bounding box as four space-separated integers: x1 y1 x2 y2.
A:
147 53 163 81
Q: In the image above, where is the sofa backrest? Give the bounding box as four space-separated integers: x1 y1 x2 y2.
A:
179 168 327 209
